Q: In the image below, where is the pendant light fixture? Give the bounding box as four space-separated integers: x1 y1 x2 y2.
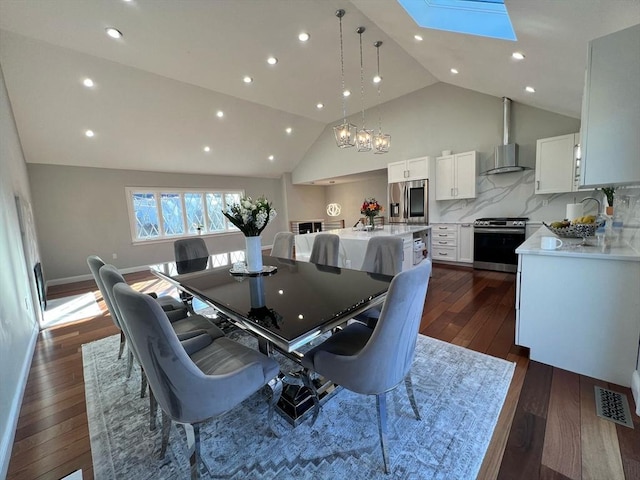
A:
356 26 372 152
372 40 391 154
333 9 357 148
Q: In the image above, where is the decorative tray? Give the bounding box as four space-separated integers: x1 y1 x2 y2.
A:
543 221 603 238
229 265 278 277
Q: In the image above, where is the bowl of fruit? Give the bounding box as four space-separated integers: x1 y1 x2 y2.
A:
543 215 602 238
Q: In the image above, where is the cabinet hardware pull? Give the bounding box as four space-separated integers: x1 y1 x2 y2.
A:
536 180 540 189
438 252 448 256
438 241 447 244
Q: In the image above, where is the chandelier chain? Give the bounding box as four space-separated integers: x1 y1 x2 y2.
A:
359 29 366 127
338 12 347 122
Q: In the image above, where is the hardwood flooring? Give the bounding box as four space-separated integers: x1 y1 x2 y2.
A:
7 265 639 479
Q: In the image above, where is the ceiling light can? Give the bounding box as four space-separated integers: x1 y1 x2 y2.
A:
243 76 253 83
298 32 310 42
216 110 224 118
525 86 535 93
105 27 122 39
85 130 94 137
450 68 459 74
316 103 324 109
267 56 278 65
83 78 94 87
512 52 525 60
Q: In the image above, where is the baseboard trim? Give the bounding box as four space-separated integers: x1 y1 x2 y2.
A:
45 245 274 288
0 323 38 480
632 370 640 417
46 264 150 288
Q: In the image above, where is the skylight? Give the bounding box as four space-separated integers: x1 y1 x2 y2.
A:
398 0 517 41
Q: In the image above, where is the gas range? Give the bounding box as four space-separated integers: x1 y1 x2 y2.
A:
473 217 528 228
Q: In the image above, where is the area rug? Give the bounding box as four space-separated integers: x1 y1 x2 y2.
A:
83 332 514 479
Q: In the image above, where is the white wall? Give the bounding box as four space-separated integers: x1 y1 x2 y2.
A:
293 82 581 184
325 174 388 227
28 164 288 281
0 62 39 479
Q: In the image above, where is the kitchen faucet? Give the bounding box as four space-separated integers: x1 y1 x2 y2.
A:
580 196 602 216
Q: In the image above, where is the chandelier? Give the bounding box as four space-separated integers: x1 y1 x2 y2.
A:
373 40 390 154
355 26 373 152
333 9 357 148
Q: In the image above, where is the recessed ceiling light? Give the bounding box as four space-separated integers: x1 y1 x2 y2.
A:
450 68 459 74
373 75 382 84
343 90 351 97
298 314 304 320
268 155 274 161
298 32 310 42
105 27 122 39
278 289 284 295
267 56 278 65
525 86 536 93
83 78 94 87
414 34 423 41
285 127 292 134
316 103 324 109
204 146 210 152
85 130 94 138
243 76 253 84
216 110 224 118
512 52 525 60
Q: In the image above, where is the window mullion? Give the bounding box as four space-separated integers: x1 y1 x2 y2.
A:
179 193 188 235
156 191 166 238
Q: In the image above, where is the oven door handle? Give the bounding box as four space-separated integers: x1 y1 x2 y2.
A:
474 228 525 234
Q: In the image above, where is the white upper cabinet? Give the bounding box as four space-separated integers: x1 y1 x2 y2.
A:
435 151 476 200
387 156 430 183
580 24 640 187
535 133 580 194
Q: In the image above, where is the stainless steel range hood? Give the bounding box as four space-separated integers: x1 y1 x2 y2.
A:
483 97 528 175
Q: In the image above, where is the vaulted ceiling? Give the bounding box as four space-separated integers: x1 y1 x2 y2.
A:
0 0 638 179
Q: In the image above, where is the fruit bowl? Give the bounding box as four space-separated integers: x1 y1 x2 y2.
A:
543 221 602 238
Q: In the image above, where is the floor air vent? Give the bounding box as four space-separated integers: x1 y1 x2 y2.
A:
594 386 634 428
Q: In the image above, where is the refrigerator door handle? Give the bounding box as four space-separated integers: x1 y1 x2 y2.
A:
404 185 409 219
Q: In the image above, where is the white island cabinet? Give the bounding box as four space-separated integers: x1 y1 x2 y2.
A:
516 227 640 400
294 225 431 272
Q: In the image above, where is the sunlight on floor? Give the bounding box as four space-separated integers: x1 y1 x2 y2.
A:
42 292 103 329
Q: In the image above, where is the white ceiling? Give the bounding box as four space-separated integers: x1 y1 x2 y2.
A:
0 0 638 180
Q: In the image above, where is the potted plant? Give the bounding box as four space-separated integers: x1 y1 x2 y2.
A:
601 187 616 215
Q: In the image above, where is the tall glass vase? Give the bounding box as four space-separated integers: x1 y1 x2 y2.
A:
245 236 263 272
368 214 376 229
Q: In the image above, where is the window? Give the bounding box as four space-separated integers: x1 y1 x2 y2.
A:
126 187 243 242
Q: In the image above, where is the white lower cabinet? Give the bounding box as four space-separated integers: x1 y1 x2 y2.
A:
516 251 640 388
431 224 456 262
457 223 473 264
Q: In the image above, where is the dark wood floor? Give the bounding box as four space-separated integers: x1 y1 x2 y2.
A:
6 265 639 479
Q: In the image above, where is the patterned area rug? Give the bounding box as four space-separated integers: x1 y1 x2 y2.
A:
83 332 514 479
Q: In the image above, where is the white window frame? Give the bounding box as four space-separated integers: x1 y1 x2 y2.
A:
125 187 244 244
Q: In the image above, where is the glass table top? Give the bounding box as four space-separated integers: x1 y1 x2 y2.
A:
151 253 392 351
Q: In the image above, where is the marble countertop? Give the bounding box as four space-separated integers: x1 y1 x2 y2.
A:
316 224 431 240
516 226 640 261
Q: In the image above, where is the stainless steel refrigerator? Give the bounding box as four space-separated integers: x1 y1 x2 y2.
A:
388 179 429 224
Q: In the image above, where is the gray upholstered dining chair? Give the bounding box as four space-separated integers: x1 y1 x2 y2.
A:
87 255 187 358
301 259 432 474
100 264 226 431
112 282 282 479
309 233 340 267
174 238 210 308
270 231 294 259
353 236 404 328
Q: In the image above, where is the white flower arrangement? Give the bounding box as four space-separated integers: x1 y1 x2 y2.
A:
224 195 277 237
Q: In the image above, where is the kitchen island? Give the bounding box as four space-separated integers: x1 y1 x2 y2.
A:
294 224 431 272
516 226 640 413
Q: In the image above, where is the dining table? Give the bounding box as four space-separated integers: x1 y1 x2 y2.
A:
150 250 394 425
